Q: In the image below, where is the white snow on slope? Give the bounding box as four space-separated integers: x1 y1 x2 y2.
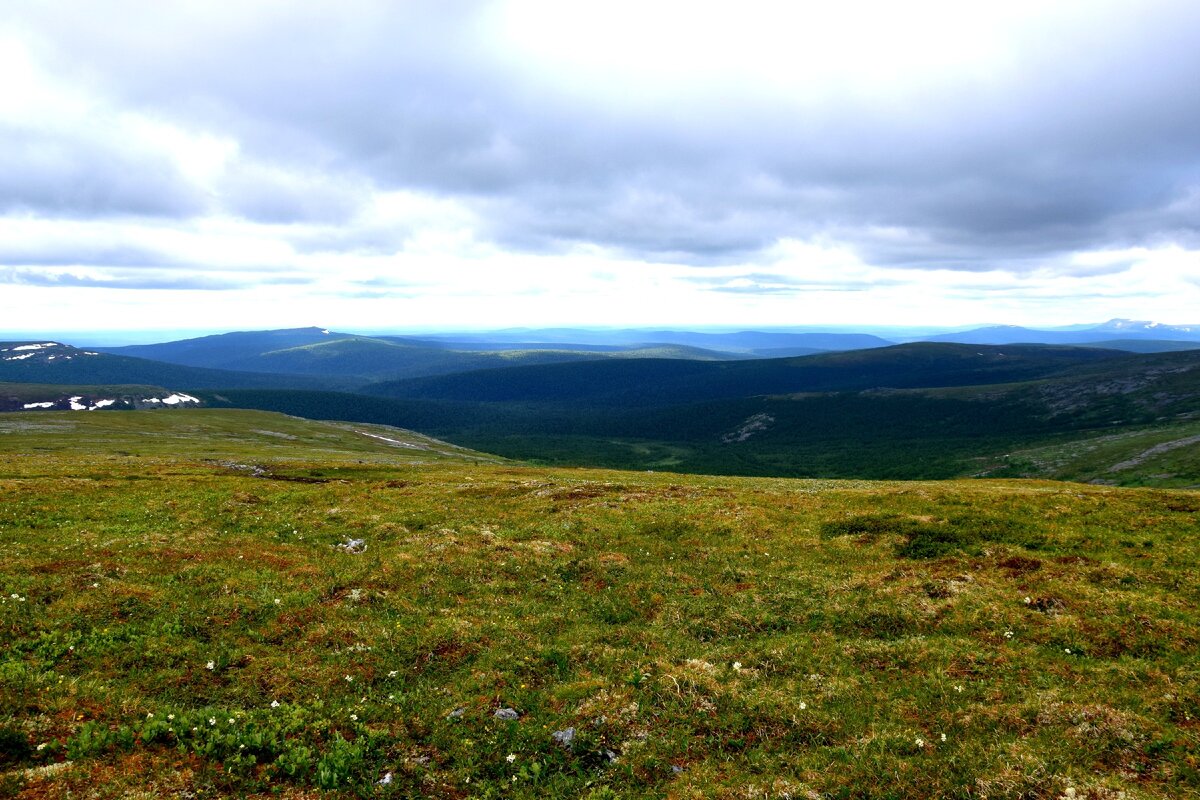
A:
22 402 55 409
144 394 200 405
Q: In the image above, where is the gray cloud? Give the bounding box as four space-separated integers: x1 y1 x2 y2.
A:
0 267 312 290
4 0 1200 276
0 268 243 290
0 125 210 218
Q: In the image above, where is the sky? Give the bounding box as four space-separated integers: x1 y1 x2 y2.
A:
2 0 1199 336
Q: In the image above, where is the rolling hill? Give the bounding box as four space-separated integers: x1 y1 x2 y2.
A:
194 345 1200 485
364 342 1130 407
94 327 743 382
0 340 341 390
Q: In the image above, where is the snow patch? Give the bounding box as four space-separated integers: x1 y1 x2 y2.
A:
22 402 55 409
356 430 425 449
90 399 116 409
161 393 199 405
68 396 86 411
143 394 200 406
3 353 37 361
11 343 57 352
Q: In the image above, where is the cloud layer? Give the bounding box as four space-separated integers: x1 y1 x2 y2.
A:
2 0 1199 330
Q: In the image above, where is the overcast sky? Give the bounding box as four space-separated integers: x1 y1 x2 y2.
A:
2 0 1199 334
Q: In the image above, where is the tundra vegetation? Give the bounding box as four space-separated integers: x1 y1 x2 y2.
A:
0 410 1197 798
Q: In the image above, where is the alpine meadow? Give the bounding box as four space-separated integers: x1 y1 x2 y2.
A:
3 2 1200 799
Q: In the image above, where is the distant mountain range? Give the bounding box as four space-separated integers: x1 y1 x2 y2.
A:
915 319 1200 346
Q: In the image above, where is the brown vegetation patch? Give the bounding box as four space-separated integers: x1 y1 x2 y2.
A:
998 555 1043 574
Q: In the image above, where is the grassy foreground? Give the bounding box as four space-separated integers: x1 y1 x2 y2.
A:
1 411 1198 798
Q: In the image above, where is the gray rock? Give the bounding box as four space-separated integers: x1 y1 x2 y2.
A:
447 707 466 719
550 727 575 747
377 772 393 785
335 538 366 554
493 707 519 721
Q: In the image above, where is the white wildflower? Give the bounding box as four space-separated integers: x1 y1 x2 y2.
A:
205 660 215 670
915 737 925 748
506 753 517 763
271 700 280 708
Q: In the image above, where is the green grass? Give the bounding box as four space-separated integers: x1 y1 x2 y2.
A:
979 420 1200 488
1 410 1198 798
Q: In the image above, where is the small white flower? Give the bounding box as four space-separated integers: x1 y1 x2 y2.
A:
146 712 154 719
506 753 516 763
344 675 353 682
209 718 217 726
1064 648 1071 654
36 743 47 751
1023 596 1032 604
271 700 280 708
206 660 215 670
732 661 742 671
228 718 235 724
915 737 925 748
274 598 281 605
388 670 398 677
799 701 807 710
239 744 245 749
940 733 947 742
1004 631 1014 639
9 593 18 599
167 714 174 720
350 714 358 721
953 685 964 693
91 583 99 588
388 694 395 700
